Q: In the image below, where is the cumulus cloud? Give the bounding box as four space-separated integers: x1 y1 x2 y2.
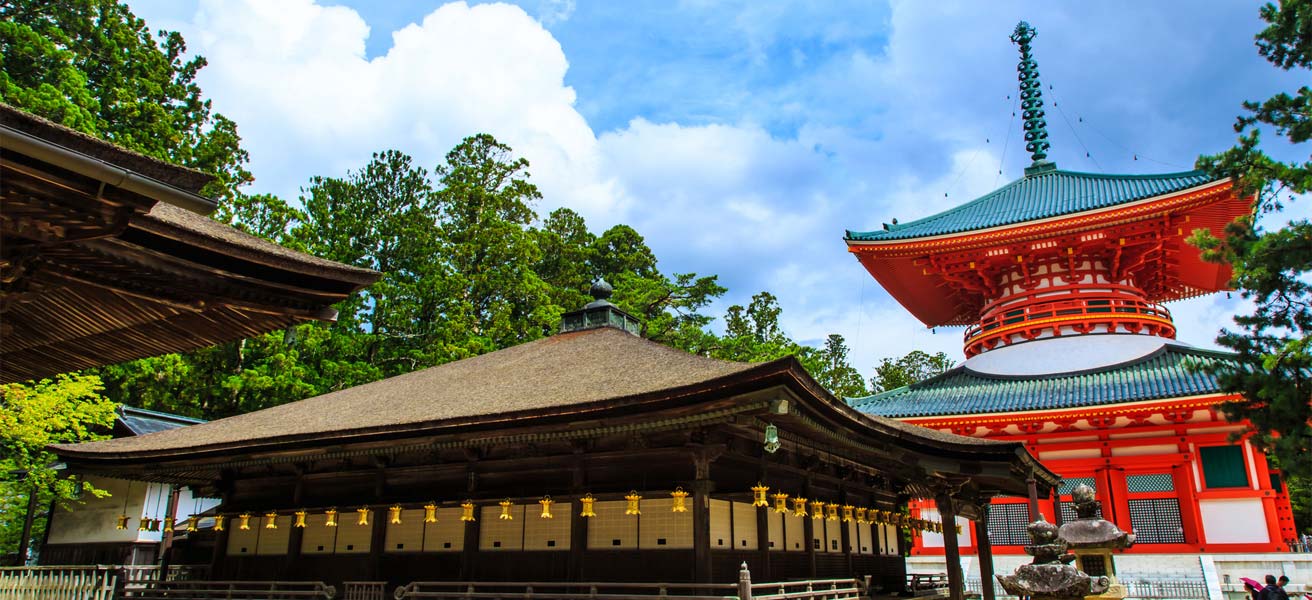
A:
145 0 1260 375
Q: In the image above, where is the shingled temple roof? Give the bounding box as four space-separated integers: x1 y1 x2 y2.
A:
1 103 380 382
845 169 1216 242
849 342 1234 419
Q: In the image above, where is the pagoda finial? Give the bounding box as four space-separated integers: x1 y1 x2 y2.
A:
1010 21 1051 168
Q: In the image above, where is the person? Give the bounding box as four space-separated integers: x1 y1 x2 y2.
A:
1261 575 1289 600
1244 579 1262 600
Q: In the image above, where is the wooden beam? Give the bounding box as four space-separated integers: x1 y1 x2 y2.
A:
938 493 965 600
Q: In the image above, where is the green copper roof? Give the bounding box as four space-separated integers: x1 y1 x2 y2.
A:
848 344 1233 419
845 169 1215 242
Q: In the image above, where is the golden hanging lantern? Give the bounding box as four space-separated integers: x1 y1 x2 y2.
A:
294 510 307 528
163 516 175 533
137 518 149 532
389 505 403 525
356 507 370 526
149 518 162 532
809 500 825 520
539 496 554 519
115 515 129 530
460 500 476 522
826 503 840 522
855 508 868 524
499 499 515 520
841 505 854 523
325 508 338 527
237 514 251 531
792 497 808 518
579 494 596 518
214 515 226 532
671 488 689 513
423 503 438 524
265 512 278 529
955 524 962 535
772 492 789 514
186 517 198 533
624 490 641 516
751 483 770 507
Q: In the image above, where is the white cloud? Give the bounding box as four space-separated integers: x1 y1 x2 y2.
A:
186 0 619 219
153 0 1248 379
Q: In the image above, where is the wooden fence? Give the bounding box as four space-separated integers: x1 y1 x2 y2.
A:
965 577 1210 600
0 565 118 600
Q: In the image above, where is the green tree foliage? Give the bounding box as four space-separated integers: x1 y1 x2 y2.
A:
869 350 954 393
1191 1 1312 495
803 335 871 399
0 374 117 561
0 0 250 201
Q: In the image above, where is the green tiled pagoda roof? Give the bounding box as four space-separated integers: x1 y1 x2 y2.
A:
845 168 1216 242
848 344 1234 418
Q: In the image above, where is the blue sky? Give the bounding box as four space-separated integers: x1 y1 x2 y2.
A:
127 0 1307 373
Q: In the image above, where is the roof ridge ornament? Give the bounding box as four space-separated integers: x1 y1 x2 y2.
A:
559 278 643 335
1011 21 1054 174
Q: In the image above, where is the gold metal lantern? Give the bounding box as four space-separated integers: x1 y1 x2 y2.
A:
826 503 839 522
539 496 554 519
624 491 641 516
751 483 769 507
294 510 307 528
579 494 596 518
772 492 789 514
163 516 175 533
389 505 403 525
115 515 129 530
855 508 868 524
186 517 198 533
213 515 225 532
325 508 338 527
356 507 370 526
424 503 438 524
499 499 514 520
841 505 854 523
792 497 808 518
237 514 251 531
809 500 825 520
264 512 278 529
671 488 689 513
460 500 476 522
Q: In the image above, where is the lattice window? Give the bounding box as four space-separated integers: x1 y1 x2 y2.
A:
986 503 1031 546
1058 477 1097 495
1059 500 1101 523
1127 498 1184 544
1126 473 1174 493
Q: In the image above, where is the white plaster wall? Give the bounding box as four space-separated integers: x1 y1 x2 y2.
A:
48 475 147 546
1110 444 1179 457
917 508 970 549
1199 498 1270 544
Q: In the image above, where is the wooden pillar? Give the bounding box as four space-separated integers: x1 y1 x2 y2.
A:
692 451 714 583
16 482 38 566
285 477 306 576
756 504 771 580
803 479 816 578
1026 476 1041 522
569 498 588 581
158 486 182 571
975 502 996 600
368 507 387 580
937 494 964 600
460 467 480 580
210 478 233 577
839 490 853 576
1051 488 1063 527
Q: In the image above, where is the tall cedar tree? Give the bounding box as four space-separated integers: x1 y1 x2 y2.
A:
0 0 251 201
1191 0 1312 530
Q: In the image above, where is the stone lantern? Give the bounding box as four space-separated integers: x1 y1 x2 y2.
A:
996 518 1110 600
1058 484 1135 599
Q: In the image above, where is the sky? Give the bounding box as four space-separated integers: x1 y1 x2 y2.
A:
126 0 1308 374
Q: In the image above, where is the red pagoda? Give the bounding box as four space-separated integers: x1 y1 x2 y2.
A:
845 22 1296 575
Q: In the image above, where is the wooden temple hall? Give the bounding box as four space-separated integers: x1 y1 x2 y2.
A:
6 99 1057 596
52 283 1059 592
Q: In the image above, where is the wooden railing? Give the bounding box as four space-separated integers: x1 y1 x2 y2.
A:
345 581 389 600
964 295 1174 356
392 581 739 600
395 564 862 600
905 574 948 598
0 565 117 600
118 579 337 599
